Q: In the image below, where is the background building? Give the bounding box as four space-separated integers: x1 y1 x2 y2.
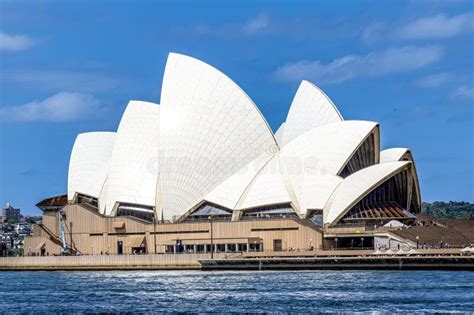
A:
2 203 21 223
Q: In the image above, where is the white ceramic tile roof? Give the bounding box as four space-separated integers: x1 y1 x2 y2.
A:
274 122 285 146
104 100 160 215
324 161 411 226
278 120 377 216
380 148 410 163
236 155 293 210
159 53 278 220
68 132 115 202
65 53 423 224
204 152 273 210
280 120 378 176
281 80 343 146
296 173 343 215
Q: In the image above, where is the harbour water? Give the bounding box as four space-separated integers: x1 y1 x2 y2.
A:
1 270 473 313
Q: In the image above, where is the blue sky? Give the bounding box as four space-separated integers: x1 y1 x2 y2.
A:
0 0 473 215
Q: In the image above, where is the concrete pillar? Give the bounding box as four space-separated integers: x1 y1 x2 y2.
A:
204 244 207 253
193 244 197 253
224 244 228 252
235 243 239 252
247 243 250 252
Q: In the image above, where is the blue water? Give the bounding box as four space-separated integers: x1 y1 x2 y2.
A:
1 270 473 313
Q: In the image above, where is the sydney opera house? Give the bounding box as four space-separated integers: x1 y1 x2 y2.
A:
25 53 423 256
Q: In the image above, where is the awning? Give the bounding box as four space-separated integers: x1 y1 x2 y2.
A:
113 221 125 229
36 241 45 250
128 235 145 248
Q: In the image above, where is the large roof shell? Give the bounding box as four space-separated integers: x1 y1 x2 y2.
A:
380 147 421 210
203 120 378 217
67 132 115 202
281 80 343 146
104 100 160 215
279 120 378 216
236 155 293 211
280 121 379 176
380 148 412 163
324 161 412 226
203 152 273 210
159 53 278 220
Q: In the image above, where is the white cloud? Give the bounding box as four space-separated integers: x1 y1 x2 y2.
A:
450 85 474 100
186 12 272 37
361 22 385 44
242 13 270 35
0 32 35 51
4 70 120 93
414 72 451 88
0 92 105 122
273 46 443 84
394 13 474 40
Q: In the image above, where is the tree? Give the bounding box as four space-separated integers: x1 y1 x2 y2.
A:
422 201 474 219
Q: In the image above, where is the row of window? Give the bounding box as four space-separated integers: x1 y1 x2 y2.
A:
164 243 262 254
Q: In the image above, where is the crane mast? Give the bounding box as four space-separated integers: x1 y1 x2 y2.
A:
59 209 69 254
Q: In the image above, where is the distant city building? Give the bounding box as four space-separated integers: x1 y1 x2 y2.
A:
2 203 21 223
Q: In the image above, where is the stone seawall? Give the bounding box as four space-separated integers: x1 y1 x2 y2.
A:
0 254 217 270
201 256 474 271
1 250 472 271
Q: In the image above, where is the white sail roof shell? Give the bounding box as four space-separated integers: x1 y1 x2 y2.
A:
159 53 278 220
295 173 343 215
281 80 343 147
203 120 378 216
274 122 286 146
279 120 378 215
204 152 273 210
104 101 160 215
324 161 411 226
381 147 421 210
236 155 293 210
380 148 411 163
67 132 115 201
280 121 378 175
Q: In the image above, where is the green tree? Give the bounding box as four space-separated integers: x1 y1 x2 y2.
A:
422 201 474 219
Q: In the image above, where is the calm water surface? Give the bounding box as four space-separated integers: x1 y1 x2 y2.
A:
1 270 473 313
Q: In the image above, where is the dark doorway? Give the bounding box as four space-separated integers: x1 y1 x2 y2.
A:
117 240 123 255
273 239 282 251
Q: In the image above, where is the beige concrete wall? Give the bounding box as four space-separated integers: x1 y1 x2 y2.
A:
23 236 61 256
24 204 323 256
